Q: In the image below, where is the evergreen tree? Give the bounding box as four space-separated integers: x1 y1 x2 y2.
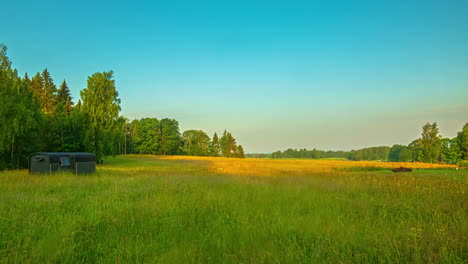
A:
23 73 31 86
210 132 220 156
236 145 245 158
29 72 44 105
41 68 57 113
56 80 73 115
219 130 228 156
226 132 237 157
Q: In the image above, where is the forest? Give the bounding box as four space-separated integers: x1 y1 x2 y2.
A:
0 44 244 170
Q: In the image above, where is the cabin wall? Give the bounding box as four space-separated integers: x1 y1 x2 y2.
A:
30 161 50 174
76 162 96 174
29 153 97 174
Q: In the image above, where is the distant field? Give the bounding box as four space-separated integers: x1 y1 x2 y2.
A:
0 155 466 263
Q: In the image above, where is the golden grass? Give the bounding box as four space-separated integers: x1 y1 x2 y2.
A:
160 155 457 176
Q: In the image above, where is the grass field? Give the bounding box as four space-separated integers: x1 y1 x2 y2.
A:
0 155 466 263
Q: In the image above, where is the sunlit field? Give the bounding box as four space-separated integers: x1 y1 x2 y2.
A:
0 155 466 263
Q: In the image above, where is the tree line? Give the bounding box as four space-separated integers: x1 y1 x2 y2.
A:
269 122 468 166
269 146 389 161
129 118 244 158
0 44 244 170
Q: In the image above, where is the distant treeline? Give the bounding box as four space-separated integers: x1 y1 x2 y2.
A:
255 122 468 166
270 146 390 161
0 44 244 170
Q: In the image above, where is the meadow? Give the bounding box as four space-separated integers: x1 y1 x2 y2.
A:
0 155 466 263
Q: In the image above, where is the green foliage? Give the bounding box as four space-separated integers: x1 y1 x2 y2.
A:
182 130 211 156
236 145 245 158
420 122 442 163
159 118 181 155
80 71 121 161
408 139 424 162
56 80 73 115
219 130 241 157
348 146 390 161
210 132 220 156
272 147 389 161
389 145 412 162
457 123 468 159
0 44 43 169
398 146 412 162
132 118 161 154
440 138 462 165
41 68 58 114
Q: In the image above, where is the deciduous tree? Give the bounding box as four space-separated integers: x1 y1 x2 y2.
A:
80 71 121 161
420 122 442 163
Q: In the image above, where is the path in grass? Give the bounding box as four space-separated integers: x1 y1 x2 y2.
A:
0 155 466 263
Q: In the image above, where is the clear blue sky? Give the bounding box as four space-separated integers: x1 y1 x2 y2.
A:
2 0 468 153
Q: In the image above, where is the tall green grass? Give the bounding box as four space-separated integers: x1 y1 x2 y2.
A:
0 155 466 263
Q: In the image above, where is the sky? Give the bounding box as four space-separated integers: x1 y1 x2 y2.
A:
2 0 468 153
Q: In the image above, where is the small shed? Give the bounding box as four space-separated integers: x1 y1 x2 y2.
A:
29 152 96 174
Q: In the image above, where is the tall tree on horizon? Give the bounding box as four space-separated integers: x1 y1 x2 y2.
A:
132 118 160 155
29 72 43 106
236 145 245 158
182 130 211 156
56 80 73 115
219 130 228 157
80 70 121 161
457 123 468 160
440 137 462 164
41 68 57 113
210 132 220 156
420 122 442 163
159 118 181 155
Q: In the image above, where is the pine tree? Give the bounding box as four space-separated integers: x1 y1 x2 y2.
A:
237 145 245 158
226 132 237 157
56 80 73 115
219 130 228 156
29 72 44 106
211 132 220 156
23 73 31 87
41 68 57 113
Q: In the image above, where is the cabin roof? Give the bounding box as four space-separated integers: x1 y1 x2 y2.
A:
31 152 95 157
30 152 96 162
